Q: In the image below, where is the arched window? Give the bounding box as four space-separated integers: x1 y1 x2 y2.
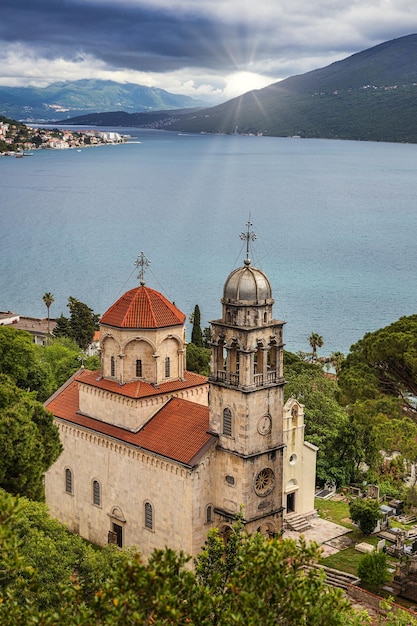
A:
164 356 170 378
223 407 232 437
136 358 142 377
145 502 153 529
92 480 101 506
206 505 213 523
65 468 73 494
110 355 115 377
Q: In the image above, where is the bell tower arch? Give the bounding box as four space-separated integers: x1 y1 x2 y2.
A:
209 224 286 536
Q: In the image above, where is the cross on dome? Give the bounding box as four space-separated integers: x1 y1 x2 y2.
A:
240 218 257 265
135 251 151 285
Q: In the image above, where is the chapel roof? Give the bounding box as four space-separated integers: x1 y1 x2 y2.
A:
45 370 215 467
73 368 207 399
100 284 186 329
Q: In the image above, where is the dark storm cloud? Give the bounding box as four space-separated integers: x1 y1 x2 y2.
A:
2 0 417 98
0 0 280 74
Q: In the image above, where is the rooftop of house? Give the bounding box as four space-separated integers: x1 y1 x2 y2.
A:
0 311 56 335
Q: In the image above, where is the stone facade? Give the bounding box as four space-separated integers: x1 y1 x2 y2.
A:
44 256 317 558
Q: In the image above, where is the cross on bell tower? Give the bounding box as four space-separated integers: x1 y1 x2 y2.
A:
240 218 257 263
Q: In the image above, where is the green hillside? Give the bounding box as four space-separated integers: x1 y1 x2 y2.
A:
167 34 417 142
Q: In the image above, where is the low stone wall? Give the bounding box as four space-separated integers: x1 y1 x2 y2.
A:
348 585 416 620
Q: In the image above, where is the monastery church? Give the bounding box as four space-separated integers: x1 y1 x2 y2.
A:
45 243 317 558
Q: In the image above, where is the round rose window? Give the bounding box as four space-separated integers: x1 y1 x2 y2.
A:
254 468 275 496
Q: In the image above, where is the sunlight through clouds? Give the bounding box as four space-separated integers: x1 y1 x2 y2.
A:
1 0 417 100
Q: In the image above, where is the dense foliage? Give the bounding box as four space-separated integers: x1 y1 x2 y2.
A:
0 330 98 500
186 342 211 375
349 498 383 535
338 315 417 413
0 375 62 500
1 492 372 625
53 297 99 350
357 551 389 591
0 325 54 401
284 352 355 486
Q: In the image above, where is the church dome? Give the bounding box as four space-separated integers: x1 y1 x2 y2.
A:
223 259 273 304
100 285 186 329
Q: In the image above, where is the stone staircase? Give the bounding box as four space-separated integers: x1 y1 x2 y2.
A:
284 513 312 533
313 564 360 590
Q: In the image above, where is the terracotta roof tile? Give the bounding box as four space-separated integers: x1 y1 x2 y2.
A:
45 373 216 466
100 285 186 329
74 368 207 399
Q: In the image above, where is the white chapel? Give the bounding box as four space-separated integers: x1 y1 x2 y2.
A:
44 243 317 558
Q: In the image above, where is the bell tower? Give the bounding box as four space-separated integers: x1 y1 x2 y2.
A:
209 223 285 537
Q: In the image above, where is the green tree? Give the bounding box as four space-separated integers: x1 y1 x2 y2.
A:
190 304 203 347
68 297 99 351
284 352 355 486
53 298 99 351
2 489 414 625
186 342 211 375
53 312 73 340
0 326 53 401
349 498 382 535
338 315 417 413
330 350 345 375
358 550 389 591
0 375 62 500
202 326 211 348
42 292 54 334
42 336 97 389
309 332 324 361
195 508 245 593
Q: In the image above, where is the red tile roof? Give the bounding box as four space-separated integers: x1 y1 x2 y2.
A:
74 368 207 399
45 372 216 466
100 285 186 329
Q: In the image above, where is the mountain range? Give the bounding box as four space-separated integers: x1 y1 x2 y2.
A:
3 34 417 143
0 79 208 122
60 34 417 143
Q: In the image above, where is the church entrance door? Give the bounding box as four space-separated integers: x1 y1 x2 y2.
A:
286 492 295 514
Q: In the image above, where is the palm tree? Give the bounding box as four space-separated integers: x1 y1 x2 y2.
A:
330 351 345 376
43 292 54 334
309 332 323 361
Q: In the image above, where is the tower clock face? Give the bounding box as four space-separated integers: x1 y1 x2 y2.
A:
257 414 272 435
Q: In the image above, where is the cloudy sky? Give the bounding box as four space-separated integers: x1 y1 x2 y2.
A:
1 0 417 103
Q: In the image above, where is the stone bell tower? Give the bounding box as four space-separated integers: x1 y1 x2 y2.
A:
209 223 286 537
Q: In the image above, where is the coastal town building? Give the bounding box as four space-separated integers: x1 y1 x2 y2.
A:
0 311 56 345
44 242 317 558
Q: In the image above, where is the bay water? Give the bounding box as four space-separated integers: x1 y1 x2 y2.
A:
1 129 417 356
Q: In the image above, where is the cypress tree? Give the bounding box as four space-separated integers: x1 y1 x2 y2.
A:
191 305 203 347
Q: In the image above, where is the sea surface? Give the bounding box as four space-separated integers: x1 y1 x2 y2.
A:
1 129 417 357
